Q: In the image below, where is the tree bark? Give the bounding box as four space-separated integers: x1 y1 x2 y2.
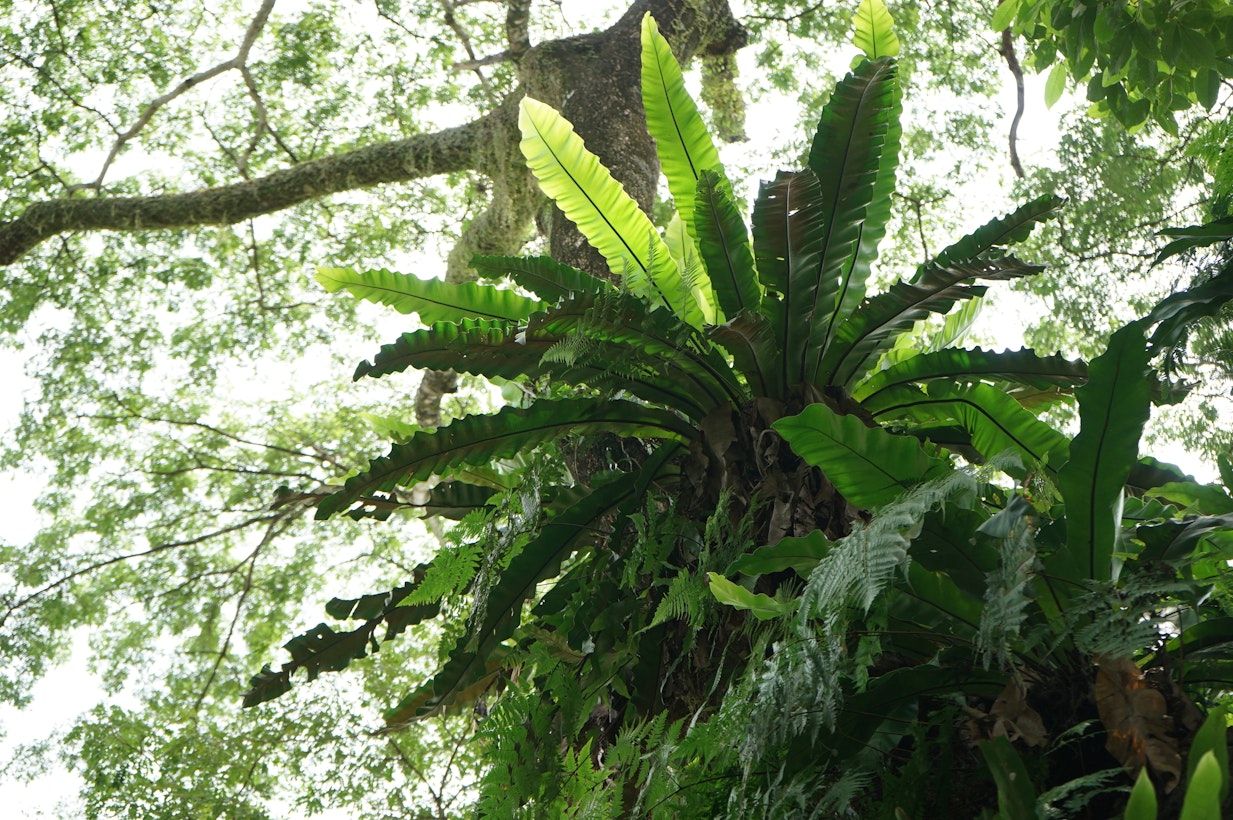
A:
0 0 744 269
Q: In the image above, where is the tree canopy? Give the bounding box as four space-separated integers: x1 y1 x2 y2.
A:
0 0 1231 816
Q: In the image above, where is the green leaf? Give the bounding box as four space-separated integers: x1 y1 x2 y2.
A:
1124 768 1158 820
390 446 679 721
852 0 900 59
1151 216 1233 266
752 169 828 389
1054 321 1151 581
244 573 439 708
853 347 1088 406
979 735 1039 820
727 531 832 577
518 97 703 327
640 13 727 241
805 58 903 385
316 266 542 323
353 318 545 381
774 402 952 508
470 255 611 302
695 169 761 319
915 195 1065 282
896 562 984 635
868 382 1070 474
1196 68 1222 110
1181 751 1223 820
991 0 1021 32
706 572 795 620
1044 63 1067 108
527 291 745 415
316 399 696 519
1188 708 1230 803
821 255 1043 387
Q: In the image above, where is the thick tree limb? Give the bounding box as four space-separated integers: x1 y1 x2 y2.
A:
0 106 501 266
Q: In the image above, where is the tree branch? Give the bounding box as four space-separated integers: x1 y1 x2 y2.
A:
0 103 503 265
74 0 278 192
999 28 1026 179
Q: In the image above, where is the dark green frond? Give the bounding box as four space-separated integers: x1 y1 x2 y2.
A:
695 170 760 318
471 255 612 302
913 195 1065 282
243 571 439 708
316 399 696 520
710 312 780 398
774 402 952 509
751 168 827 390
805 58 902 384
529 292 747 412
1053 321 1152 582
820 254 1042 388
386 444 680 722
866 382 1071 474
353 318 547 381
852 347 1088 406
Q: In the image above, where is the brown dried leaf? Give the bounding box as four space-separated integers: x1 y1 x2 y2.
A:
990 678 1048 748
965 677 1048 748
1094 655 1182 792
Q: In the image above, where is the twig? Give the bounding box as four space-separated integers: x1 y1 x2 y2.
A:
192 509 299 713
71 0 277 192
999 29 1026 179
437 0 498 105
0 512 283 627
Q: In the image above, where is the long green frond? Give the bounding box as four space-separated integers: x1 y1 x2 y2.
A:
774 402 952 509
471 255 612 302
695 169 760 319
640 13 727 240
317 266 541 323
853 347 1088 405
1053 321 1152 582
752 169 827 389
529 292 746 412
913 194 1065 283
868 382 1071 474
353 318 546 381
804 58 902 384
519 97 704 327
820 254 1042 387
316 399 696 519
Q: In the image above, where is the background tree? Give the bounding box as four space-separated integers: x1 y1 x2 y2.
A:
0 0 1227 815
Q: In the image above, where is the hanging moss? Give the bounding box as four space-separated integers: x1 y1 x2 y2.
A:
700 53 747 143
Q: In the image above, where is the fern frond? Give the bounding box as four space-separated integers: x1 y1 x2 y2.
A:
976 495 1039 670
